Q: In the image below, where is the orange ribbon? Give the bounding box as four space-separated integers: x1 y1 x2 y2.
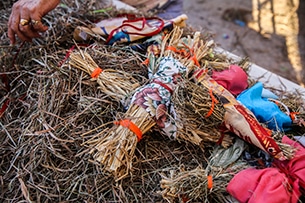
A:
166 46 189 57
206 89 219 118
142 58 149 66
207 175 213 189
289 112 299 121
190 55 200 67
114 119 143 141
166 45 201 67
91 67 103 78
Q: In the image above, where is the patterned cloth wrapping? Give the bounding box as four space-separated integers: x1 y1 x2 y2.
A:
130 56 187 139
73 14 187 45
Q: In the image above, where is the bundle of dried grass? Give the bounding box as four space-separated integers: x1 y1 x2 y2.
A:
81 48 189 180
69 49 142 103
160 27 290 161
160 138 248 202
160 27 232 147
83 103 156 180
173 78 232 148
68 46 157 181
160 162 249 202
167 30 212 72
161 26 235 74
161 26 184 58
84 45 148 78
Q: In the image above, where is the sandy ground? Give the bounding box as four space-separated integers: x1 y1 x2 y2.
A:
159 0 305 86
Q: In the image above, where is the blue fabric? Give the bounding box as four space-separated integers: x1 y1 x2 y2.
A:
237 82 292 131
261 88 279 99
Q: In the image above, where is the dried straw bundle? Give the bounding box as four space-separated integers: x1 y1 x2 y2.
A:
160 138 248 202
161 26 184 58
82 53 188 180
83 103 156 180
173 78 232 148
159 27 232 147
161 26 229 74
160 162 248 202
84 45 148 78
69 50 141 103
171 31 212 71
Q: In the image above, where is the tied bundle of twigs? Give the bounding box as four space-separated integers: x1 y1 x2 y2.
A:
82 52 188 180
160 27 232 147
69 49 141 103
83 103 156 180
160 138 248 202
160 163 248 203
173 78 232 147
161 27 223 73
163 27 290 160
161 27 294 160
161 26 215 73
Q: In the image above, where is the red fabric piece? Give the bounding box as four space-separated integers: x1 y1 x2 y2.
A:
211 65 248 96
227 136 305 203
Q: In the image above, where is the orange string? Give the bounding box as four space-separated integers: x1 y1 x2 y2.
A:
166 46 179 52
142 58 149 66
91 67 103 78
190 55 200 67
166 44 201 67
166 46 189 57
289 112 299 121
206 89 218 118
207 175 213 189
114 119 143 141
181 43 200 66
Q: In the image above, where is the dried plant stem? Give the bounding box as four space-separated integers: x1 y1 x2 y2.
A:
178 31 211 72
277 141 296 159
161 27 214 74
160 28 230 147
161 26 184 58
69 50 140 102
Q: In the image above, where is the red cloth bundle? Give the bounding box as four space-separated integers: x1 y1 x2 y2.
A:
211 64 248 96
227 136 305 203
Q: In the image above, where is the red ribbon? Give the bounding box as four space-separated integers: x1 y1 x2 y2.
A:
106 16 165 44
